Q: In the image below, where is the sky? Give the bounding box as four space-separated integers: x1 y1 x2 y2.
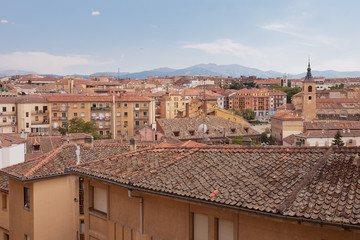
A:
1 0 360 75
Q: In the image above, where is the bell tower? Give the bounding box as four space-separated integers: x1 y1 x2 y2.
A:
302 60 317 121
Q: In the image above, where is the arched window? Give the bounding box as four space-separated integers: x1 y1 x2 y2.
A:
308 85 313 92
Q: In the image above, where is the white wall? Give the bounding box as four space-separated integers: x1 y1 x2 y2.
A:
0 143 25 168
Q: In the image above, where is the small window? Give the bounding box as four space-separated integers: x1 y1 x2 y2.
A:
124 112 128 117
117 130 121 135
24 187 30 209
2 107 6 112
231 128 236 133
308 85 313 92
81 103 85 108
33 144 40 151
26 123 29 128
124 121 128 127
117 112 121 117
35 106 38 111
106 103 110 108
26 112 29 117
124 103 128 108
117 103 121 108
2 194 7 210
217 219 234 240
74 113 78 117
143 103 147 107
349 139 353 144
90 186 108 215
2 118 6 123
144 121 147 126
309 96 312 100
173 131 180 137
12 106 15 112
35 116 39 121
135 103 139 108
189 130 195 136
117 121 121 126
73 103 77 108
135 121 139 128
53 113 57 117
193 213 208 240
81 112 85 118
143 112 147 116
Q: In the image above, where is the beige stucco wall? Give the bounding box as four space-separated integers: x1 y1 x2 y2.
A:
9 178 34 240
33 175 78 240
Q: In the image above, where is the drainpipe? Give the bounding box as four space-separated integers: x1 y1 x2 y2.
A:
128 189 143 240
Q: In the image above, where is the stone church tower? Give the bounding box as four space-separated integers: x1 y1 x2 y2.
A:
302 61 317 121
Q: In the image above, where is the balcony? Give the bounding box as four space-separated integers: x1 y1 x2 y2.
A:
0 111 16 116
91 107 111 111
31 120 49 125
52 117 67 121
32 110 48 114
0 121 16 126
52 108 67 112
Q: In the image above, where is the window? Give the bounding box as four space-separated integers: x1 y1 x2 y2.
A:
24 187 30 209
26 112 29 117
99 103 103 109
12 106 15 112
217 219 234 240
124 121 128 127
117 121 121 126
2 118 6 123
309 96 312 100
90 186 108 215
81 103 85 108
117 112 121 117
135 103 139 108
99 130 103 135
81 112 85 118
105 121 110 126
124 103 128 108
4 233 9 240
308 85 313 92
144 121 147 126
79 178 84 215
25 234 30 240
80 220 85 240
124 112 128 117
117 130 121 135
143 103 147 107
106 130 110 135
135 121 139 128
73 103 77 108
53 113 57 117
2 107 6 112
53 103 57 108
135 112 139 118
349 139 353 144
105 103 110 108
33 144 40 151
73 113 78 117
26 123 29 128
35 116 39 121
99 122 103 128
173 131 180 137
2 194 7 210
143 112 147 117
35 106 38 111
193 213 208 240
92 103 96 108
117 103 121 108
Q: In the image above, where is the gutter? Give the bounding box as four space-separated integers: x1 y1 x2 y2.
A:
69 170 360 231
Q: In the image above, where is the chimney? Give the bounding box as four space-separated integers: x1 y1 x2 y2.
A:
130 137 137 152
75 145 81 165
84 135 94 148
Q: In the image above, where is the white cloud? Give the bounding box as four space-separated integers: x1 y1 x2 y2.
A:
261 22 335 47
1 19 8 24
182 39 263 58
91 11 100 16
0 52 112 75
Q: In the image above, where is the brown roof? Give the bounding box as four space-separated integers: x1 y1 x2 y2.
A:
304 121 360 130
271 112 303 121
2 142 154 180
157 116 258 140
69 145 360 226
44 94 152 102
0 134 26 148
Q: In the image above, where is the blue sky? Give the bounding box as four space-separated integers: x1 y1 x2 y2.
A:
1 0 360 75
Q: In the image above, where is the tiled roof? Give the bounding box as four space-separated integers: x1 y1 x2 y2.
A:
43 93 152 102
271 112 303 121
1 142 154 180
0 175 9 193
157 116 258 139
0 134 26 148
69 146 360 226
304 121 360 130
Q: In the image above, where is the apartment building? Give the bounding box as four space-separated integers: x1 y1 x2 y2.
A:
0 96 50 135
45 94 155 139
159 93 187 119
229 88 286 121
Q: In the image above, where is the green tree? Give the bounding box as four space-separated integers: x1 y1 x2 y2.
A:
332 130 345 146
58 118 102 140
267 136 276 145
330 83 345 90
234 109 242 116
269 84 301 103
242 108 256 121
229 81 242 90
232 136 243 145
261 132 268 144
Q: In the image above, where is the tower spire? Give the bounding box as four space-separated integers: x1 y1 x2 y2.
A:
304 58 313 82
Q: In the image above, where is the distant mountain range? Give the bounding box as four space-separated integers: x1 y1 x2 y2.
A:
2 63 360 79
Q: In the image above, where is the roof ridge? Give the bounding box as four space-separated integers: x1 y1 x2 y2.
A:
277 147 334 214
23 144 75 178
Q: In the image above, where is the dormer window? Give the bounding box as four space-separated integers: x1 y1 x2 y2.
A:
231 128 236 133
33 144 40 151
173 131 180 137
189 130 195 136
